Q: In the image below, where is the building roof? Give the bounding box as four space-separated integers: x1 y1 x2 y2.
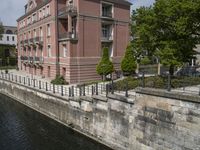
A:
17 0 132 22
3 26 17 34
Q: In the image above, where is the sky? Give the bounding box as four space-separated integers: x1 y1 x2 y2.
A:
0 0 155 26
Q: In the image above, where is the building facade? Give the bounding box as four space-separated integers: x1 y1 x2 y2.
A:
17 0 131 83
0 26 17 46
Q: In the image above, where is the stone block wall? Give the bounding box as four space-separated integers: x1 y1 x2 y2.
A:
0 79 200 150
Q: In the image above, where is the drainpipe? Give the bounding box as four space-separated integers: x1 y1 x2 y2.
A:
55 0 60 76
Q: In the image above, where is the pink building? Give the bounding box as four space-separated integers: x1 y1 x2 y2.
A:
17 0 131 83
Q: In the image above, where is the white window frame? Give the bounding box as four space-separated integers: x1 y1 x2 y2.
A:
47 24 51 37
47 45 51 57
63 44 67 57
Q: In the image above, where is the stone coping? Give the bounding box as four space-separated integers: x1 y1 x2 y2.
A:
136 87 200 103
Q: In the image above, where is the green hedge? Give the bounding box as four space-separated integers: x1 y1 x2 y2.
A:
51 75 69 85
114 76 200 91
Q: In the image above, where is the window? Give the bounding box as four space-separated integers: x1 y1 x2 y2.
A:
63 44 67 57
47 45 51 57
39 9 42 19
7 36 9 41
40 27 43 38
32 13 37 22
47 24 51 36
102 24 112 39
102 2 113 18
34 29 36 38
12 36 15 41
6 30 13 34
43 7 46 17
27 17 31 25
46 5 50 16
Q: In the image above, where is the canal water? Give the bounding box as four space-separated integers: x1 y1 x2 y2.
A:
0 94 112 150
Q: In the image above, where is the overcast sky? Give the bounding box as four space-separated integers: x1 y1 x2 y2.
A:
0 0 155 26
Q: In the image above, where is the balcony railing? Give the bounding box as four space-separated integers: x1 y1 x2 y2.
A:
59 32 78 41
102 12 113 18
33 57 44 64
20 56 28 61
24 39 29 45
101 35 113 42
58 5 77 17
34 37 43 45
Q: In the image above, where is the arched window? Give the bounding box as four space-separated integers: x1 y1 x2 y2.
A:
6 30 13 34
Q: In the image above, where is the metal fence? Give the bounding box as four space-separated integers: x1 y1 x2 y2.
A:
0 72 131 98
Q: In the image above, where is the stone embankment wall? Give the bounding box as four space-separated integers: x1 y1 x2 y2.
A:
0 79 200 150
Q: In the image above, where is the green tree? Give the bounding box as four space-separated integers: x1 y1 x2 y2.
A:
131 0 200 75
96 47 114 80
0 22 3 39
121 44 137 76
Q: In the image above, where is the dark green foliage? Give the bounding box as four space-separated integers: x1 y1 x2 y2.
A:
96 47 114 76
140 56 152 65
114 76 200 91
0 24 3 39
121 45 137 76
0 44 17 67
51 75 69 85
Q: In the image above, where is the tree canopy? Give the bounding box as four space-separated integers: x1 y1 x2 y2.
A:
0 23 4 39
131 0 200 75
121 44 137 76
96 47 114 78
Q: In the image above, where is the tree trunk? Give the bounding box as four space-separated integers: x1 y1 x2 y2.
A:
169 65 174 76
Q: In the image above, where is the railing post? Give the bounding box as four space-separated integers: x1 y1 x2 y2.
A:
92 86 94 95
72 86 74 97
79 86 82 96
15 75 17 82
19 76 21 83
39 81 41 89
33 79 35 87
69 87 71 97
167 74 171 92
24 77 26 85
111 80 114 94
8 73 10 81
46 82 48 91
61 86 63 96
83 84 86 96
106 84 109 97
28 78 30 86
53 84 55 93
142 72 145 88
125 80 128 97
12 74 13 81
96 83 98 95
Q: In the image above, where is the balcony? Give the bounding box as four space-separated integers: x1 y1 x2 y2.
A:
102 12 113 18
34 37 43 45
29 38 34 45
20 56 28 61
34 57 44 64
59 32 78 41
101 36 113 42
58 5 77 18
24 39 29 46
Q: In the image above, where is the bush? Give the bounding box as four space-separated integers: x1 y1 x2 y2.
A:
96 47 114 78
121 45 137 76
51 75 68 85
114 76 200 91
140 56 152 65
